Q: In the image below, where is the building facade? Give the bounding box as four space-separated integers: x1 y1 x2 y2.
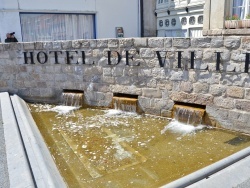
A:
203 0 250 36
156 0 205 38
0 0 141 42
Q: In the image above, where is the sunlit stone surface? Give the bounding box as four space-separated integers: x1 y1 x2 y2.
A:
29 104 250 188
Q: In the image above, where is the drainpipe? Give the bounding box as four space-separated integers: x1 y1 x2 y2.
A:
139 0 144 37
208 0 211 30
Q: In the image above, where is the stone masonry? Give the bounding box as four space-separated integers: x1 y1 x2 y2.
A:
0 37 249 133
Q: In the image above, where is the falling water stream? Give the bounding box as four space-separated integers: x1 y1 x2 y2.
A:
62 92 83 107
112 96 138 113
28 102 250 188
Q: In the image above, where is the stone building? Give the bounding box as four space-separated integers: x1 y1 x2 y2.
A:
156 0 205 37
203 0 250 36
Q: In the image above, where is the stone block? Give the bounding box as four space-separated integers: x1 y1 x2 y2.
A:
35 42 43 50
164 38 172 48
213 96 235 109
0 44 4 51
115 76 131 85
52 41 62 50
119 38 133 48
173 38 190 48
103 67 112 76
96 39 108 48
206 105 229 122
154 99 174 110
92 49 102 58
220 49 231 61
72 40 81 48
108 39 119 48
188 71 197 82
224 37 241 49
228 110 250 123
148 38 164 48
203 49 215 61
23 42 35 50
134 38 147 47
191 38 211 48
170 71 184 81
9 43 22 51
111 85 142 95
2 43 11 51
209 85 226 96
18 88 31 96
138 96 151 109
193 82 209 94
180 81 193 93
102 76 115 84
170 92 213 105
231 50 246 61
61 41 72 49
191 93 214 105
43 42 52 50
227 86 244 98
140 48 155 58
221 74 248 87
87 40 96 48
142 88 162 98
211 37 224 48
80 40 90 48
235 99 250 111
245 88 250 100
241 37 250 49
54 74 66 82
146 78 157 88
30 88 41 97
113 67 124 76
39 88 55 97
0 51 10 59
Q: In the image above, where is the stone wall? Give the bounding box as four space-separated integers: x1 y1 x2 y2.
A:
0 37 249 133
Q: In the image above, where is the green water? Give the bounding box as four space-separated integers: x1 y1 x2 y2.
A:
29 104 250 188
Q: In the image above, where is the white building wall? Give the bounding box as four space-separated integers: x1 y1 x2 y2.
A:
155 0 205 38
0 0 140 42
95 0 139 39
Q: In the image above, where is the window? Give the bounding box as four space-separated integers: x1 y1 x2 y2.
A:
20 13 95 42
165 19 170 27
198 16 203 24
181 17 187 25
232 0 250 19
189 16 196 25
159 20 164 27
158 0 170 4
171 18 176 26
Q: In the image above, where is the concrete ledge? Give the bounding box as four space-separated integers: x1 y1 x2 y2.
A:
0 92 35 188
203 29 250 36
11 94 67 188
161 147 250 188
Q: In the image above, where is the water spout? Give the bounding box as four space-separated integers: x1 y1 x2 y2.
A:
62 90 84 107
173 104 205 126
112 97 138 113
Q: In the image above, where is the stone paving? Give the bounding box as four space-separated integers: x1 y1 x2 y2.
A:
0 101 10 188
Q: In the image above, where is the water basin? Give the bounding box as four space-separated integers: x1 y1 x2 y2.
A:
28 104 250 188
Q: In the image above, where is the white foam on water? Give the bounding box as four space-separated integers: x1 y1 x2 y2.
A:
161 120 207 136
104 109 138 118
51 105 80 115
